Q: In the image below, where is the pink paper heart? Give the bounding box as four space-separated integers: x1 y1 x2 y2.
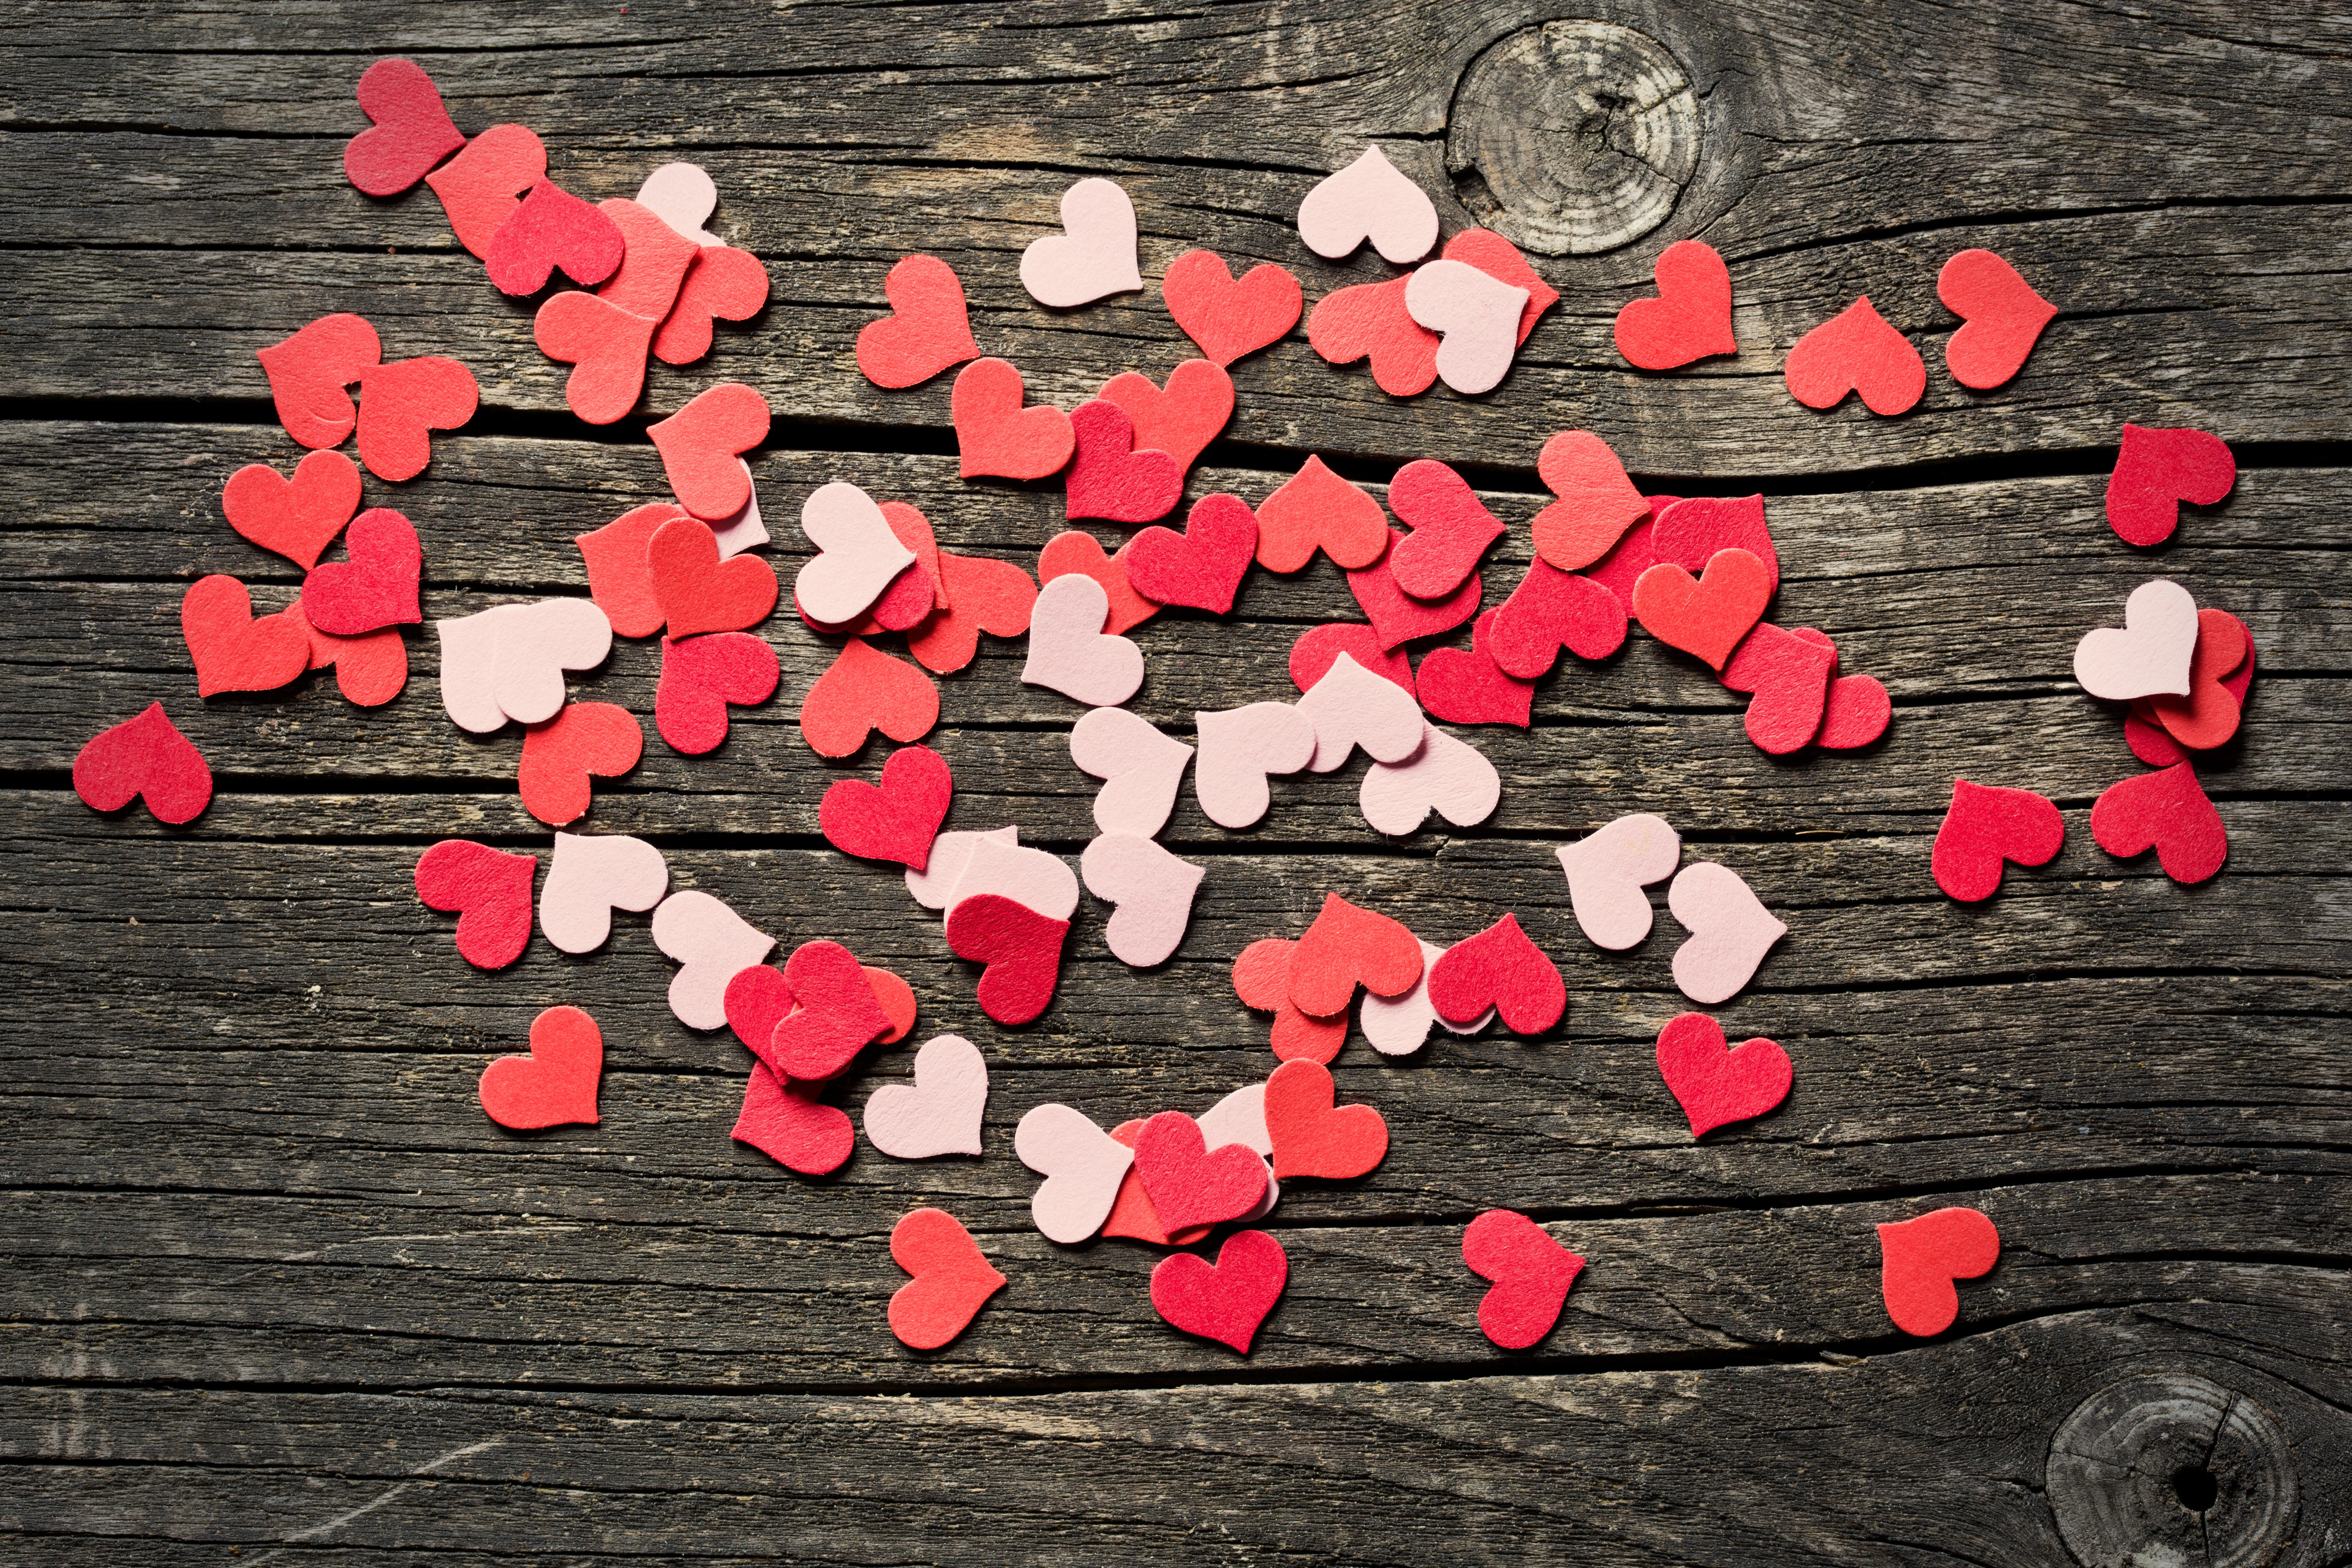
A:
2074 579 2198 700
635 160 721 244
795 481 917 626
1555 813 1680 950
1069 707 1193 838
538 831 669 955
862 1033 988 1159
1667 862 1786 1005
1403 259 1530 395
650 889 774 1031
1015 1102 1134 1243
945 835 1079 923
1299 652 1427 772
905 826 1019 911
1019 177 1143 307
492 598 614 726
1193 700 1317 829
1297 147 1437 263
1022 573 1145 707
1080 833 1205 967
1359 724 1500 836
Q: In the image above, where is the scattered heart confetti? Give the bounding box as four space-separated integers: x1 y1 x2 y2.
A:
1359 723 1501 836
1784 296 1925 416
1300 652 1426 772
769 939 893 1081
733 1063 853 1176
2105 423 2236 548
1555 813 1680 950
1022 572 1146 707
1404 259 1530 395
908 551 1038 674
1127 492 1257 613
1290 623 1415 699
1255 455 1390 573
1016 1102 1133 1243
1297 146 1437 264
1667 861 1786 1005
1878 1207 2000 1336
302 613 408 708
1065 399 1184 524
1102 1118 1213 1248
1163 249 1302 366
1652 495 1778 597
1938 248 2056 390
1151 1229 1287 1354
517 701 642 826
1720 622 1838 755
1291 891 1422 1018
1347 528 1483 648
1081 833 1203 967
1021 177 1143 307
1232 937 1347 1065
302 507 422 635
1071 706 1194 838
655 630 779 754
1098 359 1233 479
953 358 1076 481
1614 239 1736 371
1037 529 1159 635
1360 938 1491 1054
1462 1210 1585 1350
635 160 722 245
649 517 778 637
796 481 917 626
864 1034 988 1161
1442 228 1559 346
654 244 772 366
652 889 774 1031
574 502 688 638
1263 1058 1387 1180
858 254 982 389
533 289 659 426
488 598 612 727
479 1005 603 1130
223 450 362 570
944 893 1069 1025
2073 578 2198 700
1134 1110 1270 1233
181 576 310 698
820 744 953 871
538 831 668 955
1387 460 1506 600
1529 430 1649 571
343 58 465 196
425 123 544 258
1427 913 1563 1034
355 356 477 482
802 637 939 757
906 826 1019 911
649 383 769 519
1788 627 1894 750
484 178 627 296
1415 611 1535 728
1490 561 1628 678
414 839 537 970
888 1207 1006 1350
1655 1012 1792 1137
1631 547 1772 671
255 313 381 451
2091 762 2228 884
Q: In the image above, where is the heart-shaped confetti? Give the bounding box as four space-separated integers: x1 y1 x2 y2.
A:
1720 622 1838 755
1291 891 1422 1018
1931 779 2065 902
908 551 1039 674
820 743 953 871
732 1063 854 1176
1297 146 1437 263
649 383 769 519
2143 608 2252 750
1016 1102 1134 1243
1347 528 1483 648
796 481 917 626
424 123 544 257
944 893 1069 1025
302 614 408 708
343 58 464 196
1878 1207 2000 1336
1232 937 1347 1064
1306 274 1439 396
858 254 982 389
355 356 477 482
952 358 1076 481
1256 456 1390 573
1489 561 1628 678
887 1207 1006 1349
635 160 721 244
1065 399 1184 524
1416 611 1534 728
595 197 701 322
488 598 612 727
1529 430 1649 571
485 179 626 296
1667 862 1786 1005
655 630 780 754
1020 177 1143 307
181 576 310 697
1787 627 1893 750
1360 938 1491 1054
1442 228 1558 346
1462 1210 1585 1350
1360 724 1500 836
1070 706 1193 838
1403 259 1530 396
1193 700 1316 829
223 449 363 569
1784 296 1925 416
1163 249 1302 366
648 517 778 637
574 502 687 638
652 889 774 1031
1426 913 1563 1034
1098 359 1233 478
302 507 422 635
1555 813 1679 950
478 1005 603 1130
943 835 1079 922
1151 1229 1287 1354
1263 1058 1387 1180
538 831 668 955
1290 623 1414 699
1386 460 1505 600
2091 762 2227 884
1653 495 1778 596
864 1034 987 1160
1299 653 1426 772
1631 548 1772 671
802 636 939 757
1127 492 1257 614
2074 578 2198 700
2105 424 2236 548
254 313 381 452
768 939 893 1080
414 839 537 970
1022 573 1145 707
1081 834 1204 968
1614 239 1736 371
1134 1111 1270 1232
654 245 771 366
517 702 642 826
1655 1012 1792 1137
1938 248 2056 390
533 289 658 426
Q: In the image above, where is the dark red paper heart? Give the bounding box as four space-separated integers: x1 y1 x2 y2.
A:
483 178 627 296
1931 779 2066 902
1462 1209 1585 1350
1125 492 1257 613
1132 1110 1270 1232
1150 1229 1287 1354
301 507 422 635
1386 459 1504 600
73 702 212 825
1417 609 1533 728
1426 913 1564 1034
732 1062 854 1176
1346 528 1483 649
767 939 892 1080
1652 495 1778 597
2105 423 2236 548
413 838 537 969
2091 762 2228 884
1065 399 1183 524
944 893 1069 1026
655 630 780 754
818 743 952 871
343 58 465 197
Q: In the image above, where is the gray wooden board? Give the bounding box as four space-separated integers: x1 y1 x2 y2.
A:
3 2 2350 1564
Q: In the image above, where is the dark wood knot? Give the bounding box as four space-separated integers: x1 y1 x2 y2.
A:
1443 20 1701 256
2048 1372 2301 1568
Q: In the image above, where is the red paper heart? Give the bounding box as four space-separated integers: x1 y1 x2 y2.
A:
1291 891 1423 1018
534 289 658 426
1720 622 1838 755
413 839 537 969
223 449 361 570
907 552 1039 674
1232 938 1348 1064
1586 497 1674 612
1462 1210 1584 1350
2105 423 2236 548
1263 1058 1388 1180
595 197 702 321
517 701 642 826
180 576 309 698
2091 762 2227 884
1290 624 1414 699
1038 530 1159 635
801 636 939 757
1427 913 1564 1034
478 1005 603 1129
1784 296 1925 416
1489 561 1627 679
483 178 626 296
1097 359 1234 478
254 313 381 451
649 382 769 519
303 614 408 708
1938 248 2056 390
944 893 1068 1026
1125 492 1257 613
302 507 422 635
653 245 772 366
1065 399 1183 524
1931 779 2065 902
1654 1011 1792 1137
767 939 892 1080
1102 1119 1210 1248
1417 609 1535 728
647 516 778 637
1307 274 1439 395
575 502 689 638
1614 239 1736 370
655 630 779 754
953 358 1075 481
819 743 952 870
1630 548 1772 671
1254 454 1390 573
73 702 212 824
1652 495 1778 597
1346 529 1483 649
1878 1207 2000 1336
2141 609 2254 751
1163 249 1302 366
423 122 545 258
343 58 465 197
1385 460 1504 599
1779 626 1891 751
857 254 982 388
1133 1110 1270 1232
1150 1229 1287 1354
733 1061 854 1175
354 356 478 482
730 959 913 1056
1529 430 1648 572
889 1207 1006 1350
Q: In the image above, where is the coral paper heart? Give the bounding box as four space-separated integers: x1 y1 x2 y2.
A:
1163 249 1301 365
888 1208 1005 1349
1127 492 1256 614
2091 762 2227 884
1263 1058 1387 1180
1631 548 1772 671
303 614 408 708
1291 891 1423 1017
864 1035 988 1160
649 383 769 520
1489 561 1628 679
1022 573 1145 708
1307 275 1439 396
1463 1210 1585 1350
533 289 658 425
908 552 1040 674
1290 623 1414 699
1655 1011 1792 1137
732 1063 853 1175
952 358 1076 481
653 244 773 367
768 939 892 1081
355 356 477 482
1556 813 1680 951
1038 530 1159 635
1878 1207 2000 1336
1784 296 1925 415
484 179 626 296
2106 423 2236 548
574 502 687 638
538 831 667 956
302 508 422 635
1416 611 1534 728
181 576 310 697
424 123 544 257
1071 706 1194 838
1615 239 1737 370
1192 701 1317 829
72 703 212 825
1020 176 1142 307
857 255 980 389
1065 399 1183 524
1134 1111 1270 1232
2073 578 2198 700
254 313 380 451
1232 937 1347 1064
653 889 774 1031
2145 609 2252 750
820 744 953 871
945 894 1069 1026
1653 495 1778 596
1427 913 1564 1034
655 630 779 754
1720 622 1838 755
1386 460 1504 599
1530 430 1649 571
343 58 464 197
1781 626 1892 751
1016 1102 1134 1243
1256 455 1390 573
1098 359 1233 478
1297 147 1437 263
1668 862 1786 1005
1359 723 1501 836
478 1005 602 1130
414 839 537 969
595 197 701 322
517 701 642 827
795 481 916 626
1931 779 2065 902
1348 528 1484 647
648 517 779 637
801 636 938 757
1151 1230 1287 1354
1081 833 1204 967
1939 248 2056 390
1403 258 1529 395
223 449 362 569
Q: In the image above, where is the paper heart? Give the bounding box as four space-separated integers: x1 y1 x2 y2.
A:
1529 430 1648 572
1300 652 1426 772
302 613 408 708
888 1207 1006 1349
1668 862 1786 1005
768 939 892 1080
1404 259 1529 396
1151 1229 1287 1354
952 358 1076 481
653 245 772 366
1720 622 1838 755
1291 624 1413 699
908 552 1039 674
802 636 938 757
1163 249 1302 366
946 835 1079 922
1348 527 1483 648
434 606 516 733
181 576 310 697
1102 1118 1220 1248
2106 423 2236 548
1416 611 1534 728
223 449 361 570
1655 1011 1792 1137
863 1035 987 1160
484 178 626 295
1586 502 1669 612
1298 146 1437 263
2091 762 2228 884
1360 723 1500 836
573 502 687 638
1126 492 1256 614
1022 573 1145 707
874 500 947 619
1256 455 1390 573
343 58 465 196
1065 399 1184 525
1653 495 1779 596
1555 813 1679 950
1038 530 1159 635
534 288 658 426
906 826 1018 911
302 507 422 635
1292 891 1422 1017
1263 1058 1386 1180
478 1005 602 1130
517 701 641 826
1463 1210 1585 1350
1016 1102 1134 1243
1081 833 1203 967
538 831 668 955
413 839 537 969
254 314 381 451
866 967 920 1047
1098 359 1234 478
1361 938 1492 1054
635 160 721 244
1938 248 2056 390
355 357 477 482
1931 780 2065 902
72 703 212 825
858 254 981 389
1426 913 1564 1034
2073 578 2198 700
1784 296 1925 416
1020 176 1142 307
655 630 778 754
820 743 952 870
724 963 911 1062
1878 1207 2000 1336
1489 561 1627 679
944 893 1069 1026
1192 701 1316 829
1783 626 1893 749
1631 548 1772 671
1071 706 1193 837
424 123 545 258
1614 238 1737 371
732 1063 853 1175
649 383 768 520
648 517 778 637
1134 1111 1270 1232
793 481 916 626
595 196 702 321
1442 228 1559 345
1307 275 1439 396
652 889 774 1031
487 597 612 726
1232 937 1347 1064
2144 609 2252 750
1386 461 1504 600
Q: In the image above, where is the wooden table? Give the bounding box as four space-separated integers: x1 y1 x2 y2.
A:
5 4 2348 1563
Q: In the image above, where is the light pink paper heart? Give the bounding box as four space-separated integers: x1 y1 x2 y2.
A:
1556 813 1681 950
539 831 669 954
1196 1082 1280 1223
708 460 768 557
635 160 721 245
1194 701 1317 829
1404 259 1530 396
1302 652 1426 772
1081 833 1205 967
795 481 916 626
947 835 1079 922
1020 177 1143 308
1023 572 1145 706
1016 1101 1134 1243
1668 862 1787 1006
1070 707 1194 837
1359 722 1500 836
1361 937 1494 1055
435 606 512 734
862 1033 987 1159
492 598 614 726
1297 147 1438 264
650 889 775 1030
906 825 1019 910
2073 579 2198 700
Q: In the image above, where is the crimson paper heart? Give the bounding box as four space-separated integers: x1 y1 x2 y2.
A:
1125 492 1256 614
944 893 1068 1026
819 744 953 870
768 939 893 1081
733 1063 855 1176
1263 1059 1387 1180
1931 779 2065 902
2091 762 2227 884
1654 1012 1792 1137
1346 528 1483 649
1489 561 1627 679
413 840 537 969
302 508 422 635
72 703 212 825
343 58 464 197
1462 1209 1584 1350
655 631 779 754
2105 423 2235 548
1386 460 1504 599
484 180 626 296
1426 913 1564 1034
1133 1111 1270 1232
1719 622 1837 755
1151 1230 1287 1354
1417 610 1534 728
1065 399 1183 524
1290 624 1414 699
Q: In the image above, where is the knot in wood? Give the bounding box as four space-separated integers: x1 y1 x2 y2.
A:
1444 20 1700 256
2047 1372 2301 1568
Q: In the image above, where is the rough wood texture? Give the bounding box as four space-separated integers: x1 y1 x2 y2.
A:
3 3 2348 1564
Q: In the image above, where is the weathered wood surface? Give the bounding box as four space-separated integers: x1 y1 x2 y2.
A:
4 2 2350 1564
